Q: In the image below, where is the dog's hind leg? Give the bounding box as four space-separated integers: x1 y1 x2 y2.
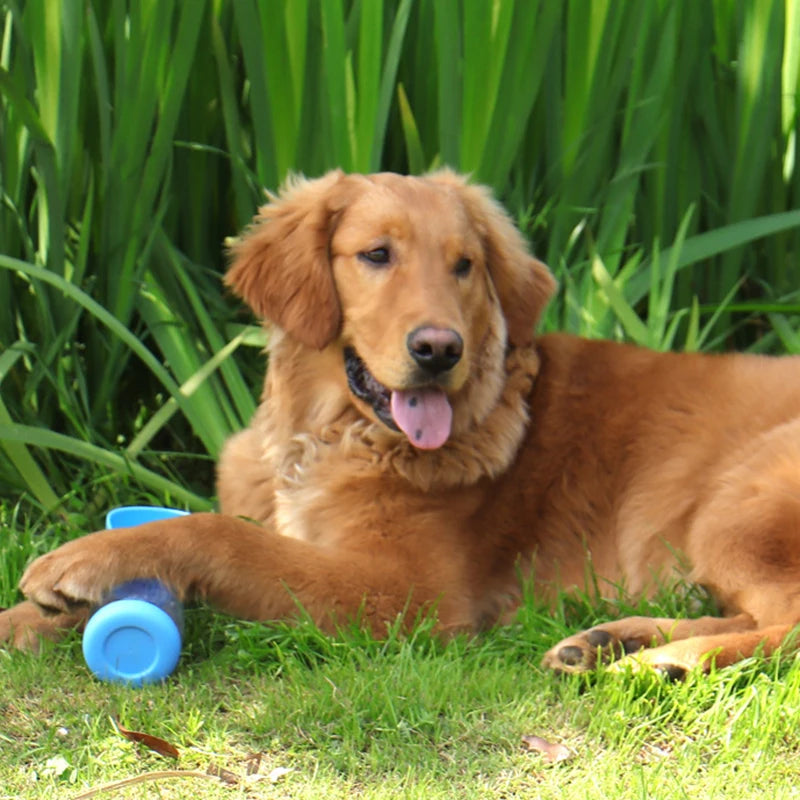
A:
541 613 759 674
544 418 800 677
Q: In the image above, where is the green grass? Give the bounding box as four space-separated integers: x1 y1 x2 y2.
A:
3 502 800 798
1 531 799 798
1 1 800 507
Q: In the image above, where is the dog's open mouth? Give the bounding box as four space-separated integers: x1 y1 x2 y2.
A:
344 347 453 450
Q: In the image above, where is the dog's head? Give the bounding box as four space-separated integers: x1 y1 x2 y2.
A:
227 170 556 450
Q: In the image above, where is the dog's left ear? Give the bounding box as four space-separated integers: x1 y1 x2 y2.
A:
226 170 347 349
429 172 557 347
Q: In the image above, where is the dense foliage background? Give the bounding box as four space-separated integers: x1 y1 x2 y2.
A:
1 0 799 512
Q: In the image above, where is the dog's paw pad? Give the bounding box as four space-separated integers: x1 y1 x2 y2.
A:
621 637 646 654
543 626 635 673
556 645 586 667
654 663 688 681
585 629 614 648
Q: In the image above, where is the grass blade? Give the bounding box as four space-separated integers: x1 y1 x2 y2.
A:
397 83 426 173
630 209 800 304
0 255 190 424
369 0 413 172
0 424 211 509
125 329 251 460
320 0 351 169
591 253 651 346
0 346 60 510
433 0 461 167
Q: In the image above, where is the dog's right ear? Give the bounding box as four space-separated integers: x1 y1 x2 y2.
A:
226 170 346 350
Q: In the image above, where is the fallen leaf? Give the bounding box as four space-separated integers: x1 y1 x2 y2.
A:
207 764 239 785
521 734 572 763
112 717 180 759
244 752 262 775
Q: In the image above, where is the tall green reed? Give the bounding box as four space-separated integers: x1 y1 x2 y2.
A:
0 0 798 508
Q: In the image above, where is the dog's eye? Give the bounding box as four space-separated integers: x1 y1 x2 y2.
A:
359 247 391 266
454 257 472 278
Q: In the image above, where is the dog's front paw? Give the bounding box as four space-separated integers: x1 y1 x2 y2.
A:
19 534 116 613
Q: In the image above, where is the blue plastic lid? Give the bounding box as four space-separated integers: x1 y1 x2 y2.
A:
82 598 182 686
105 505 188 529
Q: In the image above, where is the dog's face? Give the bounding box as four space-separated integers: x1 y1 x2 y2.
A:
331 174 503 449
226 171 556 449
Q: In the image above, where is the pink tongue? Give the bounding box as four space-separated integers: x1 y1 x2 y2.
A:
390 388 453 449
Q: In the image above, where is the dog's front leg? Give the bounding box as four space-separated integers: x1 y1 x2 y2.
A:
18 513 437 632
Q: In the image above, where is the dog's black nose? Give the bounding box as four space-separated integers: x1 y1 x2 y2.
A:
407 326 463 375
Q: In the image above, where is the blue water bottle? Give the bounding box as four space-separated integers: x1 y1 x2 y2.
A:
81 506 188 686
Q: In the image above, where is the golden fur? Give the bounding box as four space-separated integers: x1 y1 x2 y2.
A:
3 170 800 677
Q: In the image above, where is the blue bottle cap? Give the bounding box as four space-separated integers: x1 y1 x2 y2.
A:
82 599 182 686
105 505 188 529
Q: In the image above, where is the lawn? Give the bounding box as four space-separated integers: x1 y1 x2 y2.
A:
3 502 800 799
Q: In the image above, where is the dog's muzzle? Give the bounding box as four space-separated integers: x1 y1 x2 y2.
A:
343 347 454 449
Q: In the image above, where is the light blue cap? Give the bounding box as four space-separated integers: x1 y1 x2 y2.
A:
82 598 182 686
105 505 188 529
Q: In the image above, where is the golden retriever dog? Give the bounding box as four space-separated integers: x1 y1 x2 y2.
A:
3 170 800 679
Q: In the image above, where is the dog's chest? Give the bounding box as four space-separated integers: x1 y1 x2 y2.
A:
270 431 384 544
274 483 325 542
